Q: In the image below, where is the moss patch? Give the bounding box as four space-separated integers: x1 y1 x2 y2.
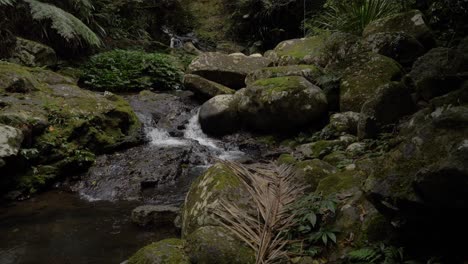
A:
128 238 190 264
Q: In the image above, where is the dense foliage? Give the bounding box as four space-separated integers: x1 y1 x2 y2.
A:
80 50 182 92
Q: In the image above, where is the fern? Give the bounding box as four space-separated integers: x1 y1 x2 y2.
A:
24 0 101 46
348 248 382 263
0 0 16 5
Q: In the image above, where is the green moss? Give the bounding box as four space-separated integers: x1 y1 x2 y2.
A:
275 34 329 60
277 154 297 165
317 170 365 195
128 238 190 264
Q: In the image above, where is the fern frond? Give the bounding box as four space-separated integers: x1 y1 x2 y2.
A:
0 0 16 6
213 161 305 264
24 0 101 46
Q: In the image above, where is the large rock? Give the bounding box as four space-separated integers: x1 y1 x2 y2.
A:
127 238 190 264
186 226 255 264
270 36 327 66
131 205 179 227
408 47 468 100
363 32 426 66
328 112 362 135
293 159 338 191
187 52 271 89
363 10 435 48
236 76 328 132
8 38 57 67
199 95 239 136
338 52 403 112
358 82 415 138
0 61 141 194
183 74 235 101
245 65 324 86
0 125 23 159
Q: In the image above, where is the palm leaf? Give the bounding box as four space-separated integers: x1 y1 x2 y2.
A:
213 161 305 264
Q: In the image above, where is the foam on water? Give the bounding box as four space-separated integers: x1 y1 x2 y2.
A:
148 128 187 147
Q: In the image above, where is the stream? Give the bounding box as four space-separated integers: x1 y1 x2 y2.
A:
0 91 257 264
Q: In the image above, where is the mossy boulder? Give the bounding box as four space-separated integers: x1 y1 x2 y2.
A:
0 62 142 194
271 36 327 66
0 125 23 159
181 163 253 237
245 65 324 86
294 159 338 191
408 47 468 100
338 52 403 112
296 140 345 159
317 169 366 196
127 238 190 264
328 112 362 135
363 32 426 66
363 10 435 48
236 76 328 133
183 74 235 101
188 52 271 89
186 226 255 264
199 95 239 136
7 38 57 67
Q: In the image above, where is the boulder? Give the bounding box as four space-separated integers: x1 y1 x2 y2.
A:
296 140 345 160
408 47 468 101
0 61 141 194
127 238 190 264
131 205 179 227
293 159 338 191
245 65 324 86
199 95 239 136
0 125 23 159
338 52 403 112
363 32 426 66
186 226 255 264
8 38 57 67
236 76 328 133
363 10 435 48
328 112 362 135
358 82 415 138
187 52 271 89
271 36 328 66
183 74 235 101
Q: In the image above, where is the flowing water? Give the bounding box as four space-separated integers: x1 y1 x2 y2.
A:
0 92 251 264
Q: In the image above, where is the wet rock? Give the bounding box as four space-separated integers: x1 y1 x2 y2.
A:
328 112 362 135
245 65 324 86
296 140 345 159
199 95 239 136
7 38 57 67
346 142 366 154
408 47 468 100
363 32 426 66
363 10 435 48
127 238 190 264
338 52 403 112
131 205 179 227
183 74 235 101
236 76 328 133
187 52 271 89
186 226 255 264
0 125 23 159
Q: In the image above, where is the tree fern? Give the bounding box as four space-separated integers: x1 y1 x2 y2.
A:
24 0 101 46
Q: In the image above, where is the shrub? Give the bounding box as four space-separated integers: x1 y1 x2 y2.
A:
80 49 182 92
310 0 402 35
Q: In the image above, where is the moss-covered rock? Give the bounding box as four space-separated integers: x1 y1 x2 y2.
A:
181 163 253 237
408 47 468 100
127 238 190 264
0 61 142 194
363 10 435 48
338 52 403 112
184 74 235 101
245 65 324 86
328 112 362 135
296 140 345 159
294 159 337 191
0 125 23 159
7 38 57 67
188 52 271 89
236 76 328 133
317 170 366 196
186 226 255 264
272 36 328 66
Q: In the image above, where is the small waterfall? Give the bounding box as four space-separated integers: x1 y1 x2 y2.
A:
148 128 187 147
184 110 222 150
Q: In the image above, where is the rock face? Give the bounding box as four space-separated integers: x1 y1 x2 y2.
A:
187 52 271 89
237 76 328 132
8 38 57 67
245 64 324 86
199 95 239 136
127 238 190 264
409 47 468 100
338 52 403 112
363 10 435 48
131 205 179 227
0 61 141 195
183 74 235 101
363 32 426 66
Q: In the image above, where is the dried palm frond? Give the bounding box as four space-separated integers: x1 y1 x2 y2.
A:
213 161 305 264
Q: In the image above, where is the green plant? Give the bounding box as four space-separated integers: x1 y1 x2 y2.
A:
286 192 339 256
81 50 182 92
311 0 399 35
348 243 419 264
0 0 101 46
